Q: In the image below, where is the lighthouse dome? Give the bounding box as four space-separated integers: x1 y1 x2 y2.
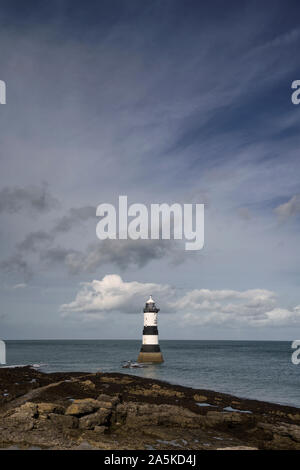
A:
144 295 159 313
146 295 155 304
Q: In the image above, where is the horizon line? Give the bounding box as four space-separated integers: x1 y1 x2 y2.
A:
3 338 294 342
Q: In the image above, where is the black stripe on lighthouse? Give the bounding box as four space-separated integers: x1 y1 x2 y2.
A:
141 344 161 352
143 326 158 335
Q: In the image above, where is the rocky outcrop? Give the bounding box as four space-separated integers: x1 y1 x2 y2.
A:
6 402 38 431
65 398 102 416
204 410 255 428
193 394 208 402
114 402 204 430
38 403 65 417
131 384 184 398
0 367 300 450
79 409 111 430
80 380 96 391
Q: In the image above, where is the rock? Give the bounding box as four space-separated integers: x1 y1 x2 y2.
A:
79 409 111 429
217 446 258 450
65 398 101 416
22 420 35 431
205 411 254 428
100 377 133 384
97 394 120 406
256 421 300 445
275 423 300 443
80 380 96 390
11 402 38 420
49 413 78 429
6 402 38 431
115 403 128 425
96 400 115 409
288 413 300 422
74 441 95 450
132 385 184 398
120 402 203 429
2 367 300 450
37 403 65 417
94 425 106 433
248 423 273 441
152 384 184 398
193 394 207 402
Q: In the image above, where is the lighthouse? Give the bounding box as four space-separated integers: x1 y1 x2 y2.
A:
137 295 164 363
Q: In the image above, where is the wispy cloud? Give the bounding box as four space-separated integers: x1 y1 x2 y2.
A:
52 206 96 233
12 283 27 289
43 238 184 273
0 184 58 215
274 195 300 220
0 254 32 281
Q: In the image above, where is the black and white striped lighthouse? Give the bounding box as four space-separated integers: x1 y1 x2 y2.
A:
137 295 164 363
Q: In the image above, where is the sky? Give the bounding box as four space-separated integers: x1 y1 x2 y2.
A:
0 0 300 340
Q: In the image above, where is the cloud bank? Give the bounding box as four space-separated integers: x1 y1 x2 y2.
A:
61 274 300 327
60 274 173 316
0 185 184 278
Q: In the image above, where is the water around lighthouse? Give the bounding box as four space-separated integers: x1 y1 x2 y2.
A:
2 339 299 408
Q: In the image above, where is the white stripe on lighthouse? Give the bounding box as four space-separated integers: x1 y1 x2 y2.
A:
142 335 159 345
144 312 157 326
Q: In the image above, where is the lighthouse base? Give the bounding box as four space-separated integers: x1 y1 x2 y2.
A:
137 352 164 363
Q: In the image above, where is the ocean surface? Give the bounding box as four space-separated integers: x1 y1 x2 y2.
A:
2 340 300 408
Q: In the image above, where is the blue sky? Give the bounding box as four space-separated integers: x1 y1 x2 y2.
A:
0 0 300 340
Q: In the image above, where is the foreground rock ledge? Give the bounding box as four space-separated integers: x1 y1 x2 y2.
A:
0 366 299 450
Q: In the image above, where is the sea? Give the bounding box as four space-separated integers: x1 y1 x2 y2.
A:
1 340 299 408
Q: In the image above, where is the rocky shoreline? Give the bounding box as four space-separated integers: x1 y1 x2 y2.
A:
0 366 300 450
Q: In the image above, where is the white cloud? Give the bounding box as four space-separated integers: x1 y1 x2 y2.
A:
60 275 300 327
60 274 174 317
274 195 300 219
181 306 300 328
12 283 27 289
